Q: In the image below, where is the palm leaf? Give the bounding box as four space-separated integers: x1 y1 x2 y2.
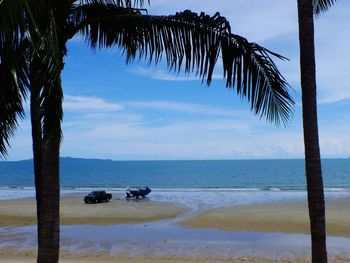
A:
0 0 53 43
0 0 64 155
41 73 63 142
313 0 337 15
72 5 294 125
76 0 148 8
0 35 28 157
0 96 23 157
29 11 64 142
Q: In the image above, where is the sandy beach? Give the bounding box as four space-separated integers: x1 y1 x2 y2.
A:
180 199 350 237
3 194 347 236
0 251 350 263
1 194 350 262
0 195 188 226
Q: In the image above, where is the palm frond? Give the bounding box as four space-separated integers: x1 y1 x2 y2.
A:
0 0 54 44
73 6 294 125
0 0 26 41
0 95 24 157
0 0 64 155
29 12 64 142
41 74 63 142
313 0 337 15
76 0 148 8
29 25 63 143
222 38 293 124
0 35 28 157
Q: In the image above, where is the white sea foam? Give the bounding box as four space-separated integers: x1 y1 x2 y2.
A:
1 187 350 212
147 190 308 210
0 188 36 200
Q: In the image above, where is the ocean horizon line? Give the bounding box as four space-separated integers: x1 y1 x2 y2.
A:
2 156 350 163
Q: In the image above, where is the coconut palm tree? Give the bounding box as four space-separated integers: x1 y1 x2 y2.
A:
1 2 63 260
1 1 294 262
297 0 338 262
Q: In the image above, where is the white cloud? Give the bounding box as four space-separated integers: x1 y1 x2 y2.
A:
313 2 350 104
60 118 264 159
57 97 350 160
60 119 306 160
133 67 198 81
127 100 242 117
63 96 247 118
7 96 350 160
148 0 297 42
132 67 222 82
63 95 124 113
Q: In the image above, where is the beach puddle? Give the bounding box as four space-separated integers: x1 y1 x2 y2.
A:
1 224 350 259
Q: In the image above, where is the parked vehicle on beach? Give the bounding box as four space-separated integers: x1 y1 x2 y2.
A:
126 186 151 199
84 191 112 203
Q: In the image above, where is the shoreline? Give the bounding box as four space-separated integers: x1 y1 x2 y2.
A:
0 195 188 226
1 194 350 262
1 194 350 235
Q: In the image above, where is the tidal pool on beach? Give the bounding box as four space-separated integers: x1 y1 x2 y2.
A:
1 219 350 260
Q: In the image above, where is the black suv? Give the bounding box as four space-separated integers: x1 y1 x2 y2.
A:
84 191 112 203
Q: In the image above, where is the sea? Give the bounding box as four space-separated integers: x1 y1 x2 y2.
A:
1 157 350 208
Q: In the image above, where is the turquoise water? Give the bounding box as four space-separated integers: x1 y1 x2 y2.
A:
1 157 350 190
1 158 350 257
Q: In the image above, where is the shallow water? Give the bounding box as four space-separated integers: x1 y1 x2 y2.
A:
1 191 350 258
1 223 350 258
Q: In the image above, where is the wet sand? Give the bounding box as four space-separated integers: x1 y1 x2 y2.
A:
1 196 350 262
180 199 350 237
0 195 188 226
0 253 349 263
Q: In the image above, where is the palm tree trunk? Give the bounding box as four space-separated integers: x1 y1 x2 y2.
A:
30 64 60 263
37 135 60 263
30 76 43 206
297 0 327 262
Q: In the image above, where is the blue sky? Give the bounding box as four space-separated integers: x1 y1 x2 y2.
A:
6 0 350 160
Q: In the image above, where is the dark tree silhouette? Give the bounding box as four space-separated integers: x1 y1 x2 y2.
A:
297 0 338 262
1 1 294 262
